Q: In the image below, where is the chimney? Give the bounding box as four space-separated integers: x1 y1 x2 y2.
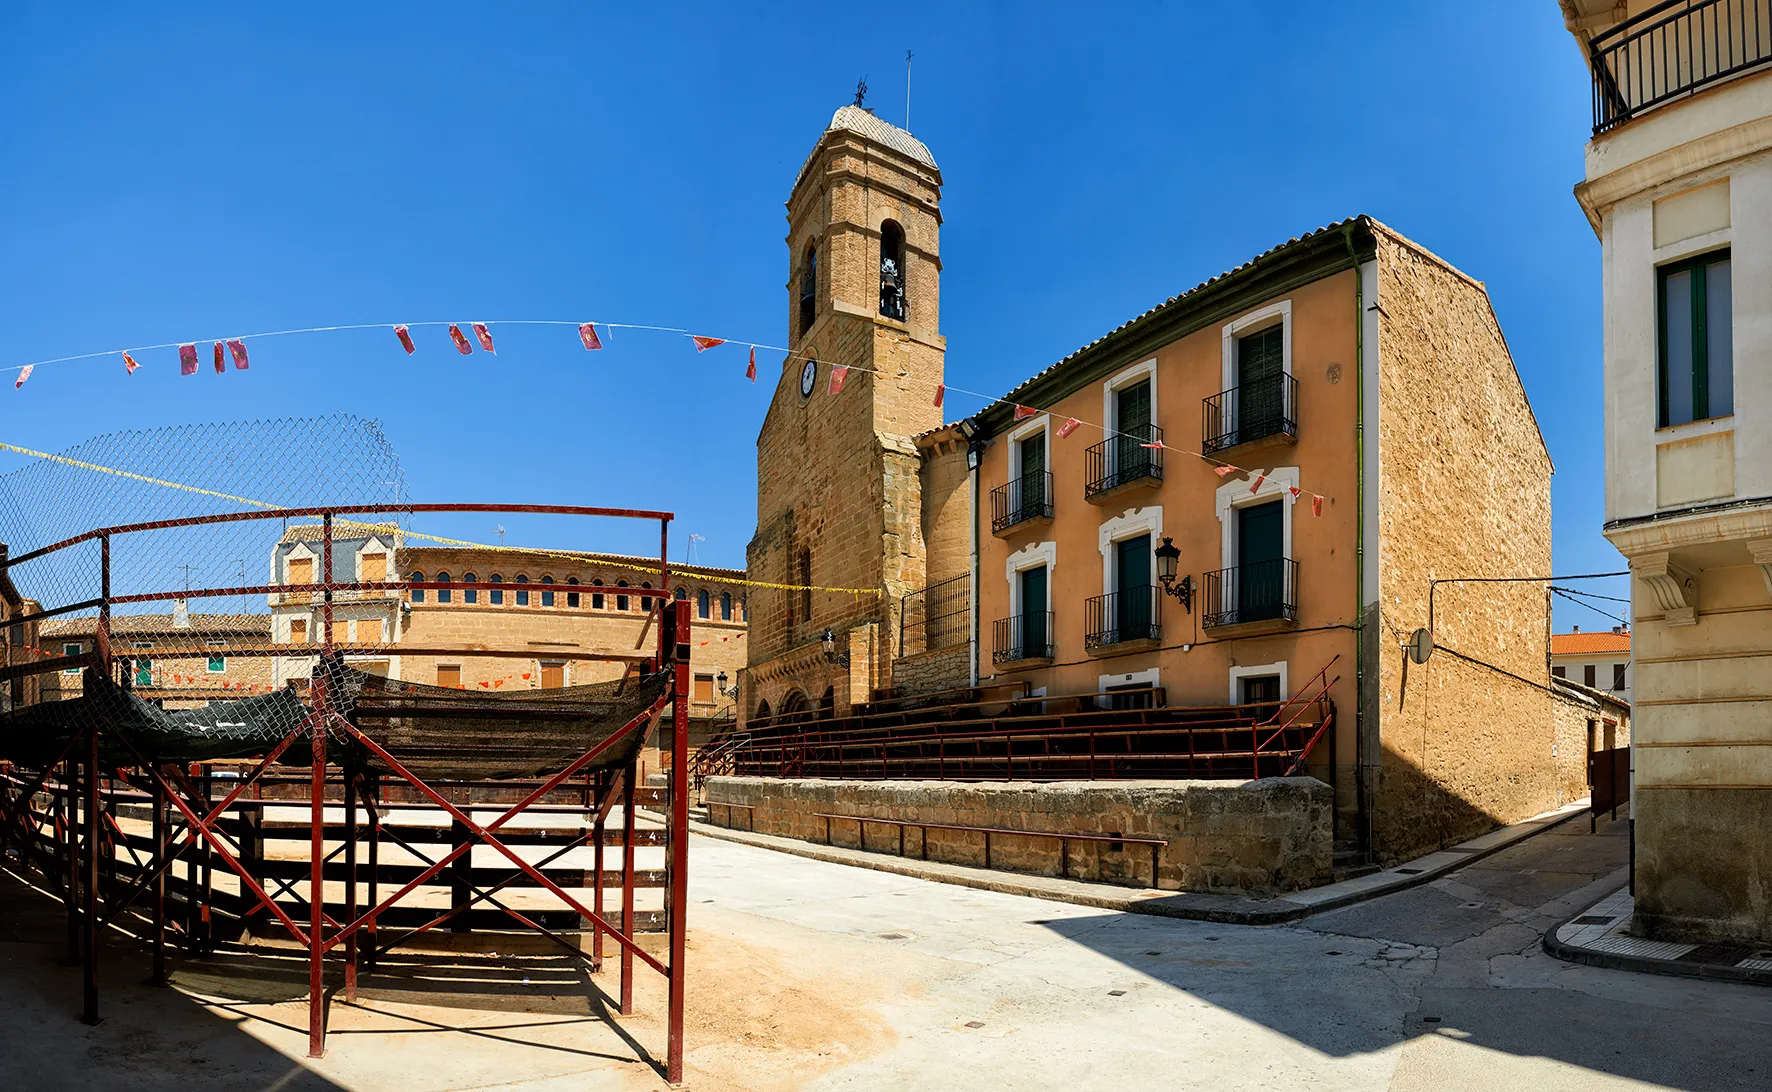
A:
1571 624 1580 633
1613 625 1623 634
172 598 190 629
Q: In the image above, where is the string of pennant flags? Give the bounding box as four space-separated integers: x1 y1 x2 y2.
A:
3 317 1333 512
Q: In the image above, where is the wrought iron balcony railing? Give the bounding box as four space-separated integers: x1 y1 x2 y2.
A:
1084 424 1163 500
990 472 1054 534
1202 558 1298 629
1202 373 1298 456
1590 0 1772 133
1083 586 1161 649
993 611 1054 664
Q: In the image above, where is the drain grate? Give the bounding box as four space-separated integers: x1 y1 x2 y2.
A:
877 933 908 941
1572 915 1614 925
1395 867 1425 875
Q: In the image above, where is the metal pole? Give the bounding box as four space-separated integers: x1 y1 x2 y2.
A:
619 760 635 1015
82 723 99 1024
309 512 333 1059
151 774 166 986
593 771 606 972
345 767 359 1003
65 755 79 963
667 598 690 1085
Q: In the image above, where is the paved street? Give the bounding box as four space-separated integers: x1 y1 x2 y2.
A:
3 807 1768 1090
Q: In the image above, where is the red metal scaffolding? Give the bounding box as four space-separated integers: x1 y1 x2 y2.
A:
0 503 694 1085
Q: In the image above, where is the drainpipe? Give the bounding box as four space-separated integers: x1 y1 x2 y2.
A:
967 439 982 687
1345 225 1372 857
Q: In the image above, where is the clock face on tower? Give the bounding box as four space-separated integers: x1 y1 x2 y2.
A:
800 358 818 398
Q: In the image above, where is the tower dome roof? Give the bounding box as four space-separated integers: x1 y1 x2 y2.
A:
794 105 937 190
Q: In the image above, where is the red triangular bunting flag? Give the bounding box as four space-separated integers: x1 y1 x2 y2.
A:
829 363 849 395
1288 485 1302 501
13 365 31 390
933 383 945 407
1312 495 1324 517
521 672 531 680
227 339 249 370
1058 418 1080 438
472 322 495 352
1140 440 1164 450
122 352 140 375
493 679 504 688
394 325 416 354
578 322 602 351
1214 465 1235 477
746 346 757 382
213 341 226 374
691 335 725 352
1250 474 1266 494
179 344 198 375
1013 405 1037 420
448 324 473 354
479 680 490 688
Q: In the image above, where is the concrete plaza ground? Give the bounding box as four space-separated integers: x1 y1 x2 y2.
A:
1 806 1767 1091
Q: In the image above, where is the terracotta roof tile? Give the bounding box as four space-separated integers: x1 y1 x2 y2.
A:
1551 631 1631 655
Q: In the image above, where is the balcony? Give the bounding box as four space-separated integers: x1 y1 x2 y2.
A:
1083 587 1161 653
1590 0 1772 133
1084 425 1163 503
1202 559 1299 633
990 472 1054 536
992 612 1054 666
1202 374 1298 456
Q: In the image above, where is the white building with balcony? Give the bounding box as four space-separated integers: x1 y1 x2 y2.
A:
1561 0 1772 945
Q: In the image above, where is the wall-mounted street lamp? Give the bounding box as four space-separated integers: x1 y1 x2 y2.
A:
1153 536 1194 614
715 669 740 698
821 626 851 667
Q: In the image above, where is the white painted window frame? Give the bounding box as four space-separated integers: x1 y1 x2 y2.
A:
1215 466 1300 566
1228 660 1289 705
1004 539 1058 619
1098 666 1160 694
1101 359 1158 479
1097 506 1163 637
1220 300 1293 437
1006 414 1051 515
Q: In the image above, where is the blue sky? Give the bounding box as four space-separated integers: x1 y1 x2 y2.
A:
0 2 1627 630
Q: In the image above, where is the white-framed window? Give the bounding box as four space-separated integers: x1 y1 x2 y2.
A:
1003 539 1057 660
1229 661 1288 705
206 638 226 673
1215 467 1300 565
1218 300 1293 443
1221 300 1292 392
1102 359 1159 479
1007 414 1052 517
61 641 82 675
1097 506 1162 643
1099 667 1160 710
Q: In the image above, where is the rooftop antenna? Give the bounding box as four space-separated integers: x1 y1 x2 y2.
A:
854 75 868 109
686 533 705 565
905 49 913 129
493 524 506 547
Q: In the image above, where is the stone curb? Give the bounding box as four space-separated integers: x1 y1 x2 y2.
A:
1541 892 1772 988
680 799 1592 925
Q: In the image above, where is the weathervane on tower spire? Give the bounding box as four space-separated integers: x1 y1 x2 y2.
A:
854 75 868 109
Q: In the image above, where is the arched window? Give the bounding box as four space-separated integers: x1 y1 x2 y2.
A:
591 578 605 610
879 220 906 320
567 576 581 609
541 575 555 608
409 571 425 604
675 586 687 601
462 571 478 605
436 571 452 605
721 592 732 621
799 242 818 336
641 581 653 611
698 589 710 619
489 572 504 606
616 579 629 612
515 574 529 607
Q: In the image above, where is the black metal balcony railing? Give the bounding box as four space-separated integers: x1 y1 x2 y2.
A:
1202 559 1298 629
1590 0 1772 133
990 472 1054 533
1084 586 1162 649
1202 373 1298 456
898 573 971 657
993 612 1054 664
1084 424 1163 499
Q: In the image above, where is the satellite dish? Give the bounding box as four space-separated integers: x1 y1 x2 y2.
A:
1407 627 1433 664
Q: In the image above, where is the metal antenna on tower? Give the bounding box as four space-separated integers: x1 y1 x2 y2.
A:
855 75 868 109
493 524 506 546
687 533 705 565
905 49 913 129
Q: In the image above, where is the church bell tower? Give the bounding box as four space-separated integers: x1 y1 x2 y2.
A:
743 104 945 723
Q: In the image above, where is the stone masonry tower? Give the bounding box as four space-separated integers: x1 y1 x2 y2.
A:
743 105 945 723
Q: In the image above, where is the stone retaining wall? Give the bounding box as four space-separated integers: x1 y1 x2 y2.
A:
704 776 1332 895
